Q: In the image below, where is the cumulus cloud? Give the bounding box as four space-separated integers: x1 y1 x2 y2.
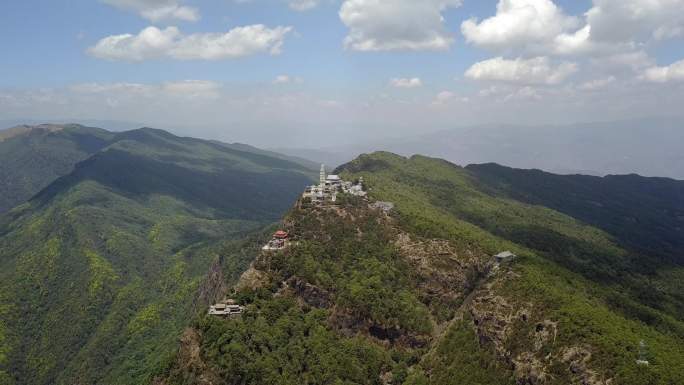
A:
461 0 579 52
102 0 200 22
88 25 293 61
390 78 423 88
339 0 462 51
641 59 684 82
465 56 578 85
586 0 684 43
462 0 684 58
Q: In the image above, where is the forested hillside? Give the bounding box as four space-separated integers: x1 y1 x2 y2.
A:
0 124 114 213
0 127 316 385
159 152 684 385
466 163 684 263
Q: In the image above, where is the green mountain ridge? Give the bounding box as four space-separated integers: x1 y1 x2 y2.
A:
0 126 317 385
158 151 684 385
0 124 318 215
0 124 114 213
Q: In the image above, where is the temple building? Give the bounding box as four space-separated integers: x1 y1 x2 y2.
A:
302 164 367 204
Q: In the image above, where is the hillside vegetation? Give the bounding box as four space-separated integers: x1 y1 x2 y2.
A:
160 152 684 385
0 127 316 385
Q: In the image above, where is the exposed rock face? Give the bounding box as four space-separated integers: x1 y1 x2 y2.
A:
194 259 227 311
161 329 221 385
235 264 268 292
287 276 331 308
394 231 491 324
513 352 549 385
466 272 611 385
561 346 612 385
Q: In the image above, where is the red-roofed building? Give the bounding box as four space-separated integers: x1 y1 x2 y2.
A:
274 230 289 239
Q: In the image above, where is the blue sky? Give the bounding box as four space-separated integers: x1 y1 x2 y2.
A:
1 0 683 146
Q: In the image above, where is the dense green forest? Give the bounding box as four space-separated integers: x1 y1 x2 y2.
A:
160 152 684 385
0 127 316 385
466 163 684 263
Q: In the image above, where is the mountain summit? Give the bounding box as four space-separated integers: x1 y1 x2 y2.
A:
159 152 684 385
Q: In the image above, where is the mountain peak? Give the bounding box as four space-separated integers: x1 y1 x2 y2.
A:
0 123 72 142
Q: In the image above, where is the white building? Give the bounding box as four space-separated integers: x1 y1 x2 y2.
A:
208 302 244 317
303 164 367 204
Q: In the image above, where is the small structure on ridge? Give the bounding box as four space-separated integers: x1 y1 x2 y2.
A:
636 340 650 366
494 251 517 263
208 299 244 317
370 201 394 213
263 230 289 251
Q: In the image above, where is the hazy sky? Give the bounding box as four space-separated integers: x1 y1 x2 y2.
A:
1 0 683 147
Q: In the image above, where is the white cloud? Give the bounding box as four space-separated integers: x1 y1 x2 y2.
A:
432 90 469 105
465 56 578 85
390 77 423 88
461 0 684 58
551 25 595 55
274 75 292 84
503 85 542 101
641 59 684 82
289 0 319 11
162 80 222 98
318 99 343 108
578 76 616 90
88 25 293 61
461 0 580 52
591 51 654 71
70 80 222 99
339 0 462 51
70 82 153 94
102 0 200 22
586 0 684 43
434 91 454 104
273 75 303 84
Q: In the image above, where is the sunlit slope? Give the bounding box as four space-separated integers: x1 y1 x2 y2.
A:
338 152 684 384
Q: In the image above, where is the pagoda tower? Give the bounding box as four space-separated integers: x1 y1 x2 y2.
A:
320 164 326 186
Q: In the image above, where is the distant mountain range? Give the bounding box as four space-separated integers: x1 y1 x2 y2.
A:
272 117 684 180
